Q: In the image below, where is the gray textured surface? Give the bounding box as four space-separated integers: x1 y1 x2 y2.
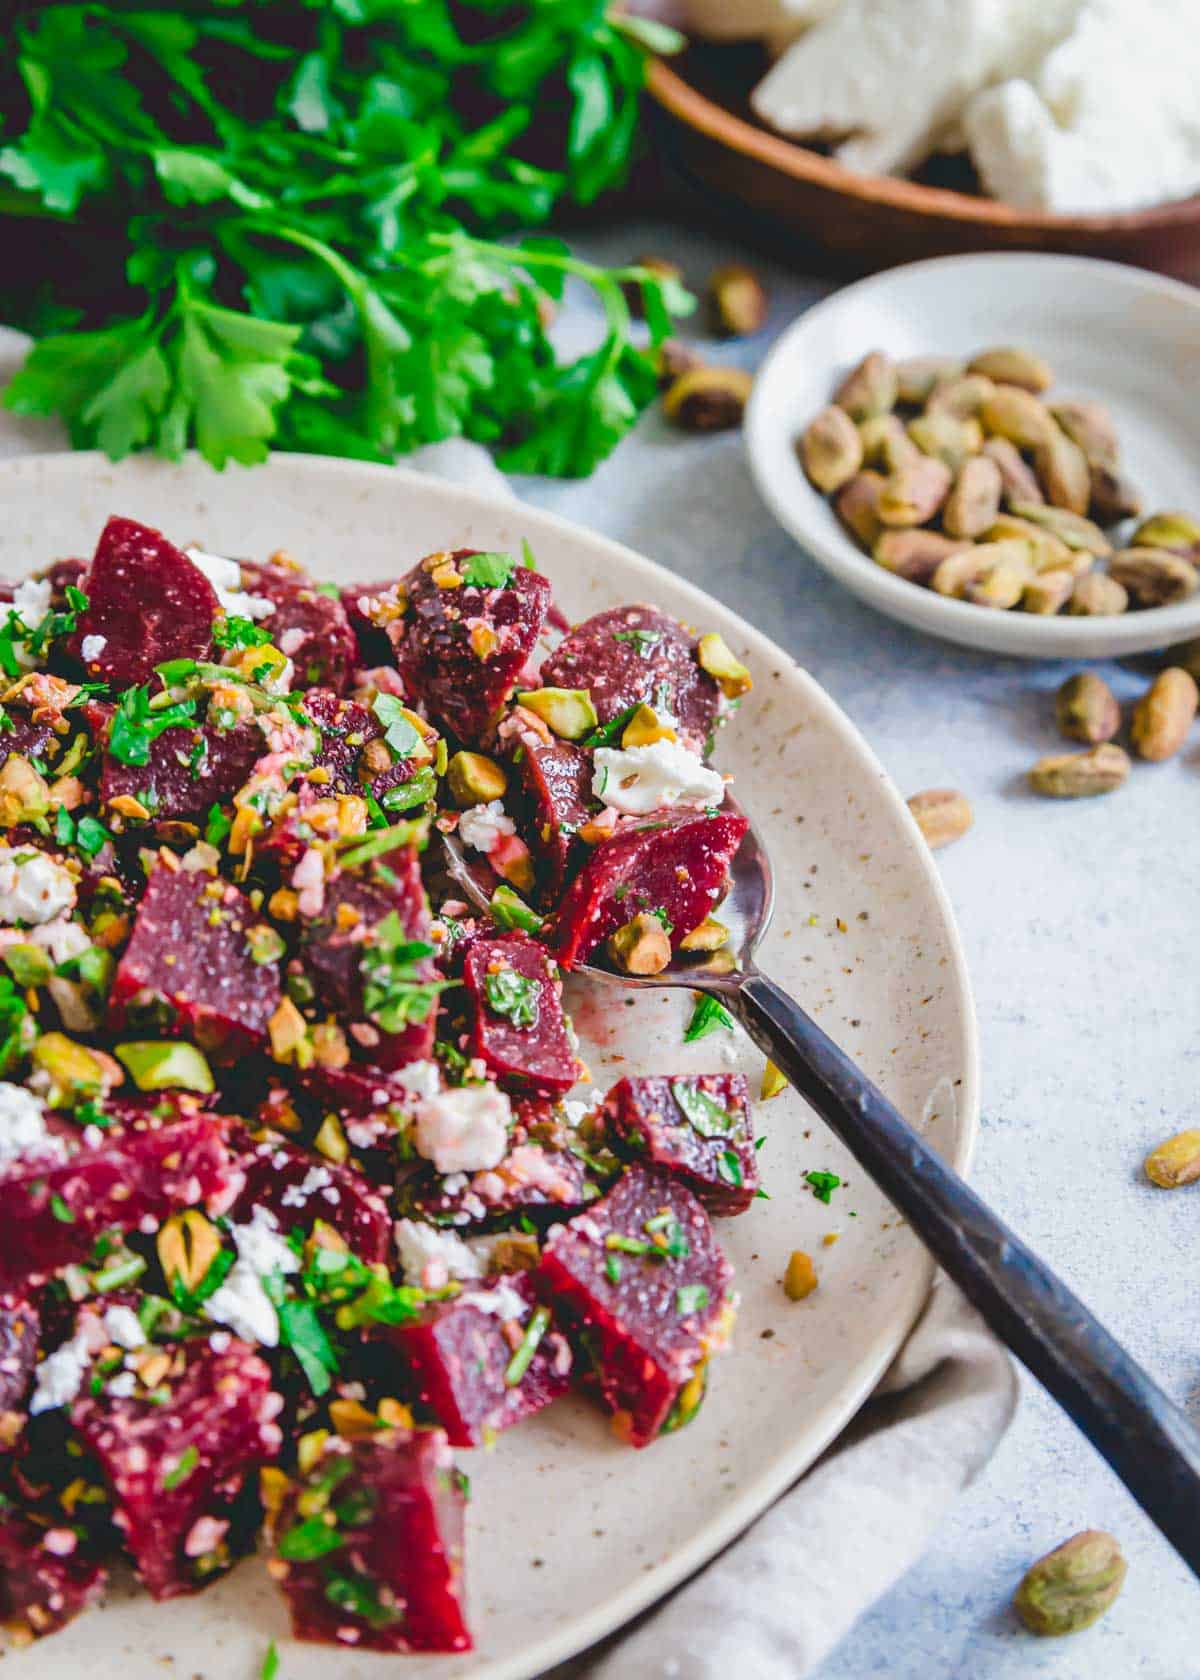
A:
520 222 1199 1677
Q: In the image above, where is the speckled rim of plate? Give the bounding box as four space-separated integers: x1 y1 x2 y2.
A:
745 252 1200 660
0 452 980 1680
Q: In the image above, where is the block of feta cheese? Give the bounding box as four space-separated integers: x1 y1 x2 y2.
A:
962 0 1200 213
751 0 1082 177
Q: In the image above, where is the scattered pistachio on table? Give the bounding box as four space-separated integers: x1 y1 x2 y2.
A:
1013 1531 1127 1637
782 1250 818 1301
1027 742 1131 799
907 789 973 850
799 346 1200 616
663 366 754 434
1054 673 1120 745
1130 666 1198 762
707 263 769 338
1144 1129 1200 1189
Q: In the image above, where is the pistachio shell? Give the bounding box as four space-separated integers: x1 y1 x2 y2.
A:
967 346 1054 393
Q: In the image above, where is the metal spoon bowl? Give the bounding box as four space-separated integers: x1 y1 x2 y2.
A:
441 804 1200 1575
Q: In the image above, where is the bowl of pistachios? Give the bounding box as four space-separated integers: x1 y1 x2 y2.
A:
745 251 1200 658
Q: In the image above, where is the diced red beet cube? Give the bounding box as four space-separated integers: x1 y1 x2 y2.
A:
271 1429 471 1653
548 811 748 969
70 517 217 688
230 1133 391 1264
0 1294 40 1446
507 736 594 904
603 1075 758 1215
73 1337 282 1600
301 854 437 1072
461 932 576 1096
537 1165 733 1447
540 605 721 753
299 689 429 808
109 863 282 1058
0 1105 234 1293
0 712 56 776
239 561 358 693
100 717 262 823
374 1273 571 1446
390 551 550 744
0 1511 106 1641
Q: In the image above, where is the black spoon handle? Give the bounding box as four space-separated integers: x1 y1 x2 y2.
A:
732 968 1200 1576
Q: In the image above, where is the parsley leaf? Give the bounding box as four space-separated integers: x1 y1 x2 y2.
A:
370 694 422 760
212 615 271 651
360 912 448 1032
108 685 197 767
806 1170 841 1204
461 551 516 589
672 1082 738 1139
684 994 735 1043
484 968 540 1030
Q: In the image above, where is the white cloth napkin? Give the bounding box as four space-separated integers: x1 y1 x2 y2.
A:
0 325 1017 1678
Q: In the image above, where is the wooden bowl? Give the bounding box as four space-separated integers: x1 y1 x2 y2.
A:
646 48 1200 278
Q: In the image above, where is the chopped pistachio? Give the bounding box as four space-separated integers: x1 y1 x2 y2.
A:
447 751 508 808
697 631 752 699
515 687 598 742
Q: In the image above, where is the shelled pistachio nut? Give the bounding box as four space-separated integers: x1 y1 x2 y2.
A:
1033 428 1091 516
1050 399 1119 469
1013 1531 1126 1637
876 455 952 527
1009 502 1112 557
1067 573 1128 616
1022 570 1076 616
925 372 995 421
943 455 1003 539
907 412 982 473
1108 547 1199 607
800 405 864 493
1028 742 1130 798
874 529 970 586
858 414 920 474
1055 673 1120 745
967 346 1054 393
1130 666 1198 761
1129 510 1200 559
933 538 1028 601
907 788 973 849
707 263 768 338
964 545 1034 610
833 350 897 422
1088 465 1142 525
980 385 1056 450
664 366 753 433
1144 1129 1200 1188
835 472 887 550
895 354 962 406
982 436 1044 510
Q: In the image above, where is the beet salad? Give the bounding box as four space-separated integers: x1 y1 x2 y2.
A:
0 514 760 1654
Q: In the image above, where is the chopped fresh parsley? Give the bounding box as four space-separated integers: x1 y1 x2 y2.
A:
108 685 197 767
260 1641 280 1680
49 1192 76 1224
361 912 449 1033
74 815 111 858
672 1081 737 1139
461 551 516 590
371 694 422 760
381 767 436 813
583 704 639 749
484 968 539 1030
676 1284 709 1316
324 1568 399 1628
805 1170 841 1204
212 616 271 651
684 993 735 1043
718 1150 744 1189
204 803 233 847
276 1516 347 1563
611 628 662 656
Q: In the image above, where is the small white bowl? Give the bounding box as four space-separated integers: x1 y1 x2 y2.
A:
745 252 1200 659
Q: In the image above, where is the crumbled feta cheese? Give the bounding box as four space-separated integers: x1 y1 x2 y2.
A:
464 1282 528 1322
413 1085 511 1175
591 739 725 817
204 1207 299 1348
29 1317 104 1415
457 799 515 856
394 1219 484 1287
0 1082 66 1167
106 1372 137 1399
9 577 51 633
0 847 77 926
392 1059 442 1104
280 1164 334 1208
80 634 107 662
102 1306 146 1351
559 1089 601 1130
278 627 307 657
23 915 89 967
185 546 275 620
963 0 1200 213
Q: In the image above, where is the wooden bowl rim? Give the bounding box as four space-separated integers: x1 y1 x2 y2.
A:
647 57 1200 235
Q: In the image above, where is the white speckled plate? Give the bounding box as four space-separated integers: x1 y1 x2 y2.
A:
0 453 978 1680
746 253 1200 659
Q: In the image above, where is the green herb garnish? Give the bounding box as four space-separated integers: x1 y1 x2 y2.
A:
381 767 436 813
684 993 735 1043
488 884 544 935
50 1192 75 1223
371 695 422 760
108 685 197 767
611 628 662 656
676 1285 709 1316
672 1081 737 1139
360 912 449 1032
212 616 271 651
162 1443 199 1490
461 551 516 590
806 1169 841 1204
484 968 539 1030
260 1640 279 1680
503 1305 550 1387
277 1517 346 1563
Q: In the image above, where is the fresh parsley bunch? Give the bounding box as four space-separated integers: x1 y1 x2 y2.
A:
0 2 691 477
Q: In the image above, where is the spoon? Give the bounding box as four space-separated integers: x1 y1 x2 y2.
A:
442 805 1200 1577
